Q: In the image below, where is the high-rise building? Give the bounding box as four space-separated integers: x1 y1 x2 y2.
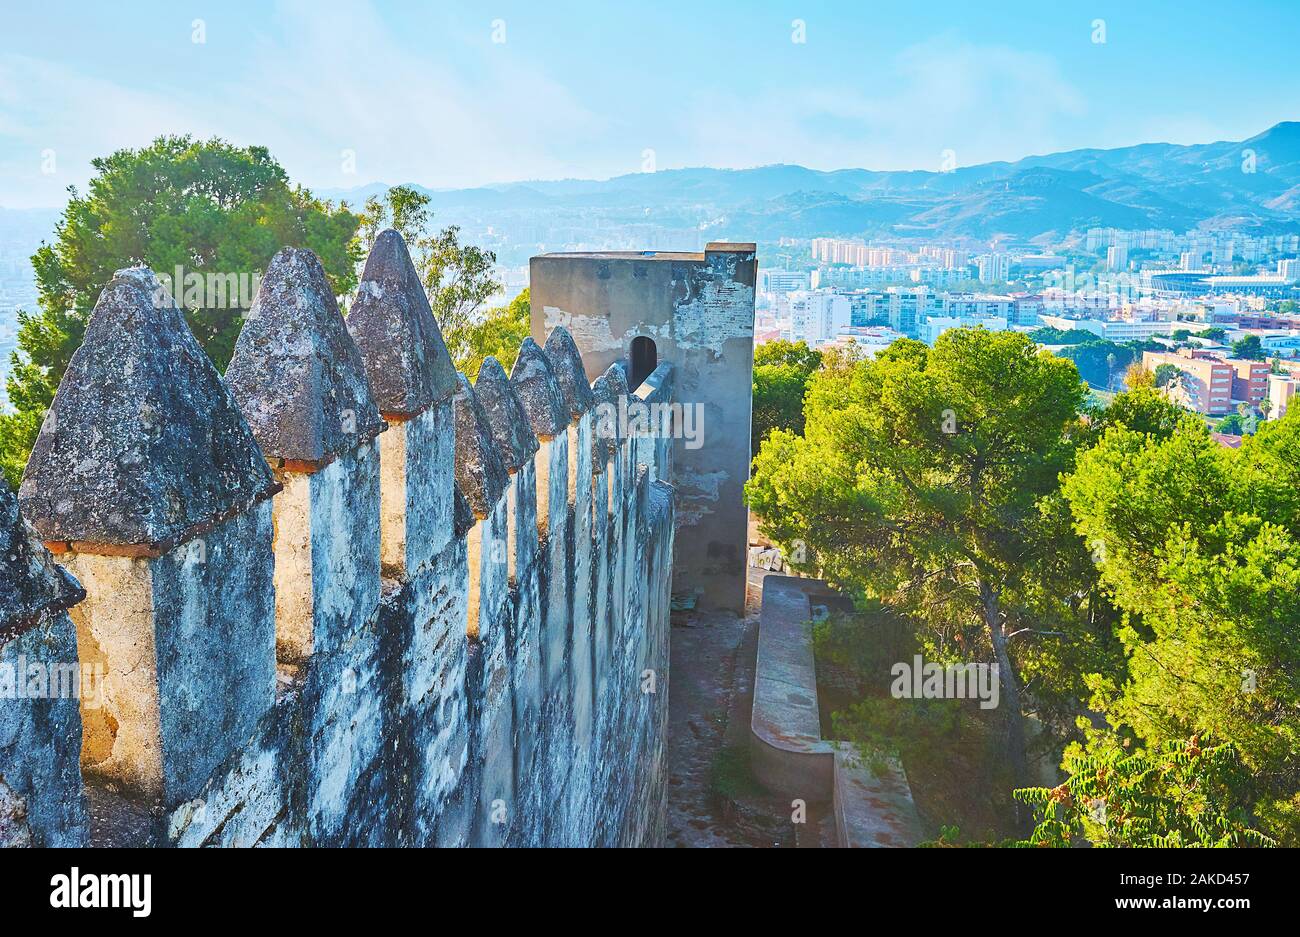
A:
977 253 1010 284
759 269 811 293
941 249 969 269
885 287 936 337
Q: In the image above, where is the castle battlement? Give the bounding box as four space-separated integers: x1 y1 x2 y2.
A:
0 230 676 848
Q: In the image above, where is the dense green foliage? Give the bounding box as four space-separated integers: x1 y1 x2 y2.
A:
747 330 1089 796
1153 363 1181 387
748 325 1296 845
1056 338 1159 390
750 340 823 455
1062 403 1300 842
0 136 361 488
1215 413 1245 435
1029 326 1098 345
460 289 531 381
1015 739 1274 848
1231 334 1265 360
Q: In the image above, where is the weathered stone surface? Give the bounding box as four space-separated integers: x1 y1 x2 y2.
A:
453 483 475 540
473 357 539 472
640 360 676 401
452 374 509 518
0 486 84 644
20 266 278 551
543 326 596 420
227 247 385 465
605 361 630 397
151 502 277 807
0 611 88 846
509 338 568 440
90 375 673 847
7 255 684 850
378 401 455 579
347 229 457 417
589 368 622 474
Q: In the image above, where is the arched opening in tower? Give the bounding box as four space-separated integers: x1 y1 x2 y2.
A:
629 335 657 390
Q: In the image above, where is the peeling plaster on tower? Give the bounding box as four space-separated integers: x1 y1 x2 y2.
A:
529 244 756 613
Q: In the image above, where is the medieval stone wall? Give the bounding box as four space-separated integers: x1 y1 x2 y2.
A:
0 230 676 848
529 244 756 613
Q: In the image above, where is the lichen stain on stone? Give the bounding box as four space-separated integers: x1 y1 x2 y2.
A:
0 777 33 848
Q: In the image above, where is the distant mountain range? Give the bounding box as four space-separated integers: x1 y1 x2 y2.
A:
319 122 1300 245
4 123 1298 279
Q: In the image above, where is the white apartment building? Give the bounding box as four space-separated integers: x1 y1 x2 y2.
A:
781 291 852 346
1012 297 1046 327
914 266 974 288
940 249 969 269
812 266 913 289
885 287 940 337
977 253 1011 284
946 295 1015 319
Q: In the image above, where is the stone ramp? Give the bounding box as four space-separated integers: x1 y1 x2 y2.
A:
833 750 927 848
750 575 835 799
750 574 925 847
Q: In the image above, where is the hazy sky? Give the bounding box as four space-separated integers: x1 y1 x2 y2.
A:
2 0 1298 208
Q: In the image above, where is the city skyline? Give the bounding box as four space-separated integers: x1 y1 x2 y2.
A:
3 0 1300 209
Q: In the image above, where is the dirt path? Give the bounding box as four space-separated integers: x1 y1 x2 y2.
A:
664 568 797 848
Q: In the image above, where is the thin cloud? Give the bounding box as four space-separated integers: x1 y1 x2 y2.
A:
676 36 1088 174
0 1 602 206
0 54 212 208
